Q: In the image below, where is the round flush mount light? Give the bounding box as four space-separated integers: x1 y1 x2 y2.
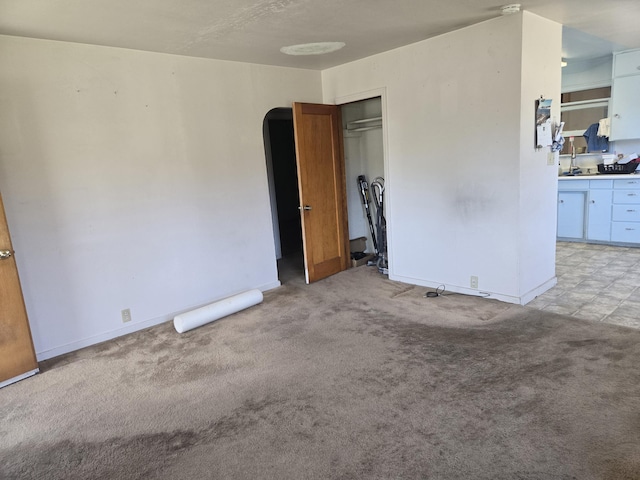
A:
280 42 346 56
501 4 521 15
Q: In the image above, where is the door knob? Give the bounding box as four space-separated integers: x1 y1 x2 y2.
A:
0 249 12 260
298 205 312 211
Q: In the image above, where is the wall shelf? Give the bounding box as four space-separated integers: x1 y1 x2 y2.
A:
346 116 382 133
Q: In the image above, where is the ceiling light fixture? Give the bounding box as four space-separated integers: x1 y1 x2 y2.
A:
280 42 346 56
501 4 521 15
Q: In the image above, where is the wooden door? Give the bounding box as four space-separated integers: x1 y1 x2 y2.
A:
0 192 38 387
292 102 350 283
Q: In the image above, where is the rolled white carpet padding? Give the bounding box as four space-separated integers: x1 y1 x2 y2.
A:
173 289 263 333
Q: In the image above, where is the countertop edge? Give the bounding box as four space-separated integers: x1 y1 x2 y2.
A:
558 174 640 181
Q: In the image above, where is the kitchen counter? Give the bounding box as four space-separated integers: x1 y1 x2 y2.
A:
558 173 640 181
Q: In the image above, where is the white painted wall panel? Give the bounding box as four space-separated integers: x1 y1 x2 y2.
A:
322 12 561 303
561 56 612 92
0 35 322 359
518 13 562 300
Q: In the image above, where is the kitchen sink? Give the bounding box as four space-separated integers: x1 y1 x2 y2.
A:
559 171 599 177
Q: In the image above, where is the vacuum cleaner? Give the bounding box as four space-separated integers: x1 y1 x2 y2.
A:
357 175 378 254
357 175 388 274
370 177 388 274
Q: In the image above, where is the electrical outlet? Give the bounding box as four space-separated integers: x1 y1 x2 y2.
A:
547 152 555 165
121 308 132 323
470 276 479 289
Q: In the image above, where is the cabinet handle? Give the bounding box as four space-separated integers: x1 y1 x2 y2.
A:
628 193 637 197
614 114 621 118
590 200 595 203
627 209 636 212
559 200 564 203
625 228 635 231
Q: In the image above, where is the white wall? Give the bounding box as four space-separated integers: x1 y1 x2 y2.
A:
518 14 563 300
562 56 612 92
0 35 322 360
613 139 640 156
322 12 561 303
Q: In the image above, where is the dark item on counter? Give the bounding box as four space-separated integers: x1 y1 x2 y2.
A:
597 163 639 174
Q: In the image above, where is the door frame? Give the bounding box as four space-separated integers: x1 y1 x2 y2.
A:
263 87 390 280
333 87 392 274
263 108 295 261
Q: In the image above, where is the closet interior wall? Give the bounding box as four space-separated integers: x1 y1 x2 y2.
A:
342 97 384 254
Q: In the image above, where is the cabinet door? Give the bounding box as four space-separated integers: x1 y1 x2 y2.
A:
613 178 640 189
613 50 640 77
612 204 640 222
613 190 640 204
587 190 612 241
557 191 586 239
611 222 640 243
610 75 640 141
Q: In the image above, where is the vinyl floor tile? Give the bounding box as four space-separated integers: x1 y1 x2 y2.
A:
531 242 640 330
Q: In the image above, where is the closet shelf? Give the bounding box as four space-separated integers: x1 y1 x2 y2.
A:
346 116 382 133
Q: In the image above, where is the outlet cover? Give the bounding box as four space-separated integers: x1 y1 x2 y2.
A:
547 152 555 165
470 276 479 289
121 308 132 323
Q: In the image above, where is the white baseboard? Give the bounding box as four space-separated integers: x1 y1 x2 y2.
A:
388 273 556 305
520 276 558 305
36 314 172 361
36 281 283 362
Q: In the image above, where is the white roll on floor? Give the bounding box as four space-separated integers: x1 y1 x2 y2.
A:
173 289 263 333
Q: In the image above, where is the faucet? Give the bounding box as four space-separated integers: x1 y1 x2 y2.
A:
569 137 576 169
566 136 582 175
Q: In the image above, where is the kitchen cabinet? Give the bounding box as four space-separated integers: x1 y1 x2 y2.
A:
558 176 640 246
557 191 586 239
610 49 640 141
587 189 612 241
610 76 640 141
611 179 640 243
612 49 640 77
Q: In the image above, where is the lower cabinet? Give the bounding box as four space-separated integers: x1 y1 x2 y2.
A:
557 191 586 239
587 189 613 241
558 177 640 245
611 179 640 243
611 222 640 243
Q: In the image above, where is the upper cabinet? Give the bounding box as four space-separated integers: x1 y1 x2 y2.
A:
610 49 640 141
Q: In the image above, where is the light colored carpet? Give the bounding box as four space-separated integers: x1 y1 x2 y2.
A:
1 266 639 479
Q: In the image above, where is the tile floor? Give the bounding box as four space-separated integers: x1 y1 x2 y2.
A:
527 241 640 329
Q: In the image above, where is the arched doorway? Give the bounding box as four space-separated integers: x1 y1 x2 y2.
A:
262 108 304 283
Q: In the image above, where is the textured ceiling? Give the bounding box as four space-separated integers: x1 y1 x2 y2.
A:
1 0 639 69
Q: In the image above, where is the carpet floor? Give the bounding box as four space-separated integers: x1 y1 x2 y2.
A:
1 266 639 479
